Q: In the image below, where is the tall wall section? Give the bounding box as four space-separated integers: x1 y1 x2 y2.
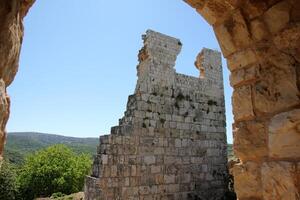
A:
185 0 300 199
85 30 228 200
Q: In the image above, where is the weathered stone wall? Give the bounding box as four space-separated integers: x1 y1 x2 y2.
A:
85 30 228 200
1 1 299 199
0 0 35 165
185 0 300 199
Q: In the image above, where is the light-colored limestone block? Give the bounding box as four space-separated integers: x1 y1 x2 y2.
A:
269 109 300 159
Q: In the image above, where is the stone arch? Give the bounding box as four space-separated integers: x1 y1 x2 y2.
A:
185 0 300 199
0 0 299 199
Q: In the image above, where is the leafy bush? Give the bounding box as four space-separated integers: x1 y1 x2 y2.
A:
0 160 18 200
17 144 92 200
51 192 65 198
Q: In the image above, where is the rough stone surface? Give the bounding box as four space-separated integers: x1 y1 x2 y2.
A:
263 1 291 34
261 161 300 200
269 109 300 159
232 85 254 121
0 0 35 164
253 57 299 115
185 0 300 199
1 0 299 200
233 120 267 162
233 162 263 199
85 30 228 200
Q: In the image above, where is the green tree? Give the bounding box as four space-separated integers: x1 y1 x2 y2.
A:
0 160 18 200
18 144 92 200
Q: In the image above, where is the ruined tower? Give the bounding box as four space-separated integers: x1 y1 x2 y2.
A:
85 30 228 200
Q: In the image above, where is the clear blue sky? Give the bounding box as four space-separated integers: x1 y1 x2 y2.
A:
7 0 233 143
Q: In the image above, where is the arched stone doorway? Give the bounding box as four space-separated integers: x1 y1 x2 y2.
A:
0 0 299 199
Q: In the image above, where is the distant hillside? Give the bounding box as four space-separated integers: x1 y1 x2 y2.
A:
4 132 236 165
4 132 99 165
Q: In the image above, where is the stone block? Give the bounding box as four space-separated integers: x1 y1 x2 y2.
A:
124 177 130 187
139 186 150 195
103 166 110 177
214 9 252 57
175 138 181 147
164 174 176 184
130 177 140 187
269 109 300 159
142 175 156 186
253 63 299 114
232 85 255 121
233 162 263 199
213 21 237 57
131 165 137 176
180 173 191 183
101 155 108 165
228 9 252 48
242 0 268 19
261 161 300 200
233 120 268 162
154 147 164 155
155 174 164 185
230 65 257 87
150 165 161 174
262 46 296 70
227 49 257 71
263 1 291 34
273 25 300 63
122 187 137 197
100 135 109 144
144 156 156 165
110 166 117 177
196 0 231 25
250 19 270 42
165 184 180 193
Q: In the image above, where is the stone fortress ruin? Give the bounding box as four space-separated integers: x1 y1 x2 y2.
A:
84 30 228 200
1 1 299 200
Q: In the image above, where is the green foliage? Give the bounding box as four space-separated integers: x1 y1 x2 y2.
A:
51 192 65 198
17 144 92 200
0 161 18 200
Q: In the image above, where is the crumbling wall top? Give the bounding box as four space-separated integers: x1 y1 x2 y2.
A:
138 29 182 66
136 30 224 98
195 48 222 78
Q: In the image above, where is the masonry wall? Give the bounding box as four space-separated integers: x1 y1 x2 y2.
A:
85 30 228 200
185 1 300 199
1 1 299 200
